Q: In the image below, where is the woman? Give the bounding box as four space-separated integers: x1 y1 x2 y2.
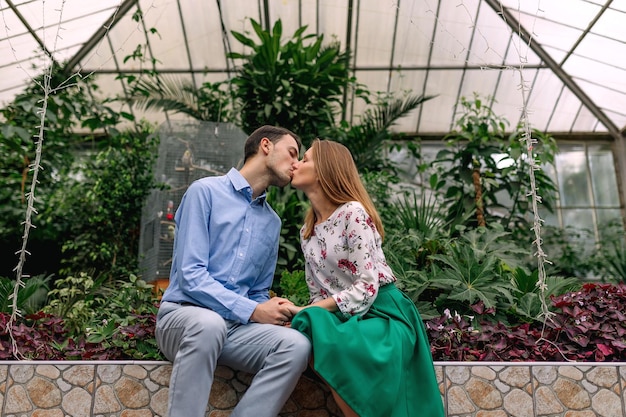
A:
288 139 445 417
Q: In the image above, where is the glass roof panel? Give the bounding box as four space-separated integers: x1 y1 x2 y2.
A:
577 77 626 120
393 1 436 67
490 67 535 124
429 0 480 67
593 7 626 39
467 6 516 67
267 0 308 36
1 0 624 137
16 1 120 55
564 49 626 97
178 1 227 70
458 68 500 103
420 69 464 131
603 110 626 133
142 1 188 70
547 86 583 132
317 0 350 48
526 69 573 131
502 34 541 67
389 69 428 130
608 0 626 12
571 105 605 132
521 16 585 55
354 1 396 67
504 0 602 29
102 11 150 71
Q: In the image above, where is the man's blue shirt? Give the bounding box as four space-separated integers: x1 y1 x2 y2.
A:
160 168 281 323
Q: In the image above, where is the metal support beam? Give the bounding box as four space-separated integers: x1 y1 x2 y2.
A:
5 0 56 64
483 0 620 140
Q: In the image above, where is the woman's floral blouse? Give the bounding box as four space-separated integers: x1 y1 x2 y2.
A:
300 201 396 318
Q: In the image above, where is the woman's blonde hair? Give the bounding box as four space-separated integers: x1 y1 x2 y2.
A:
301 139 384 240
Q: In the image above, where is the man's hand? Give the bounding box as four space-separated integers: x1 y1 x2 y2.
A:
250 297 295 325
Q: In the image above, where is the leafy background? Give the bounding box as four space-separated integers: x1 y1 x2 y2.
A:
2 17 625 361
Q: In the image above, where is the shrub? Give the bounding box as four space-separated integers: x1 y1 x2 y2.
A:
425 282 626 362
0 310 163 360
0 272 167 360
2 281 624 362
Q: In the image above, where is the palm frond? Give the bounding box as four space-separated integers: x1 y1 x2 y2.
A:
365 94 435 134
393 190 448 236
127 75 204 119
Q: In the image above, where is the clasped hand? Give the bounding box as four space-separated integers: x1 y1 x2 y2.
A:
250 297 304 326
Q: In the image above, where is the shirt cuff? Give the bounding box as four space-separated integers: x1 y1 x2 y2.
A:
232 297 258 323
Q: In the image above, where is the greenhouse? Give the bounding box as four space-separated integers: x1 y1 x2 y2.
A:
1 1 626 416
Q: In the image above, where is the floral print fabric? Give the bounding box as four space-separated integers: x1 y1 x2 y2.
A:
301 201 396 318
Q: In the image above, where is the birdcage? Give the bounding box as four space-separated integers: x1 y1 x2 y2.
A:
138 120 247 288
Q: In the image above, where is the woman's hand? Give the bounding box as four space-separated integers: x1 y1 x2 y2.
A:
287 304 305 316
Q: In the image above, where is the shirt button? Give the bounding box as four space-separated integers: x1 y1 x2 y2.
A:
239 253 243 257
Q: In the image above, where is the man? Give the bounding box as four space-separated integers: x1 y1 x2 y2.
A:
156 125 310 417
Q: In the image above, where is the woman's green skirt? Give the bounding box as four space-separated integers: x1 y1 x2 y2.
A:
291 284 445 417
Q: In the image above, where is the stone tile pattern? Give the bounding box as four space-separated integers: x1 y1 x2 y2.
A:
1 362 625 416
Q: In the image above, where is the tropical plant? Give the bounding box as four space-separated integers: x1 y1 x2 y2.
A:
507 268 581 323
422 224 529 323
43 272 109 336
57 123 159 279
228 18 358 144
41 271 162 358
389 190 450 238
432 94 558 238
322 93 434 173
0 67 126 279
0 309 163 360
540 225 596 279
587 219 626 282
83 274 161 360
127 75 234 123
0 274 51 314
426 282 626 362
384 191 452 317
597 240 626 283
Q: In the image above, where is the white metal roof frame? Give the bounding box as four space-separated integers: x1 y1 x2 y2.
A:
1 0 625 140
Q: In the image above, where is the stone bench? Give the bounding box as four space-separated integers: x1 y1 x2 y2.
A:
1 361 625 416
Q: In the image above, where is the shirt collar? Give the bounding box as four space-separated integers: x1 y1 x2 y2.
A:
227 167 267 203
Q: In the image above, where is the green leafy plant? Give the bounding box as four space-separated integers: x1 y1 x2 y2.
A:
587 219 626 282
278 269 309 306
508 268 581 323
126 75 234 123
43 272 108 336
0 67 126 279
433 94 558 236
267 186 308 280
228 18 357 143
598 240 626 282
425 224 529 323
58 124 159 280
383 191 452 319
85 274 161 360
322 93 434 173
35 272 163 360
540 225 596 279
0 309 163 361
0 274 51 314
